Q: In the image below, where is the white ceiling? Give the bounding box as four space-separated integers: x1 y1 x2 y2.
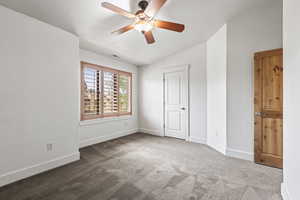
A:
0 0 274 65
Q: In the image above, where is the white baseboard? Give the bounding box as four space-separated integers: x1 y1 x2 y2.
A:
190 137 206 144
139 128 164 137
226 148 254 161
207 143 226 155
281 182 290 200
0 152 80 187
80 128 138 148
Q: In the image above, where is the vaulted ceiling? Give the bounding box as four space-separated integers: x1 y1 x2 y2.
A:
0 0 274 65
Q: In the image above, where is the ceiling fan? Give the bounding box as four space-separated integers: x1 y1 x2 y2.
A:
101 0 185 44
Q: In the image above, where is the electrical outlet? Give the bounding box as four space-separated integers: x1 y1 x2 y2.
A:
46 144 53 152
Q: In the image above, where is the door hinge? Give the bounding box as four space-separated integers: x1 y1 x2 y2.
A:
163 124 166 128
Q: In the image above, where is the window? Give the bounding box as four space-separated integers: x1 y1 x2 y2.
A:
81 62 132 120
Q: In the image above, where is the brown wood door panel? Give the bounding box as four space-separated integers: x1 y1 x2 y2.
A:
254 48 283 169
262 118 283 157
262 54 283 112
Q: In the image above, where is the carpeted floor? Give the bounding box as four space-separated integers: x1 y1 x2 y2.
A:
0 133 282 200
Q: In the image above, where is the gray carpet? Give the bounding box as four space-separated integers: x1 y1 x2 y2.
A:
0 133 282 200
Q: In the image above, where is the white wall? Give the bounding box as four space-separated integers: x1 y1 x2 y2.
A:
206 25 227 154
79 49 139 148
226 1 283 160
0 5 80 186
139 43 207 143
282 0 300 199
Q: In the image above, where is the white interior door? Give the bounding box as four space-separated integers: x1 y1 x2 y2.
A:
164 68 188 140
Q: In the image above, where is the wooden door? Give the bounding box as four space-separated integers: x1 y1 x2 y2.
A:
254 49 283 168
164 69 188 140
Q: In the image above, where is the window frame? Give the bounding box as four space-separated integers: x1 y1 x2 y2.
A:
80 61 132 121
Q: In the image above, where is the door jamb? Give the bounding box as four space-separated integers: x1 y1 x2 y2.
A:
162 65 190 141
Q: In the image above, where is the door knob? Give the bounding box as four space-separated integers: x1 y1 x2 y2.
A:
181 107 186 110
255 112 262 116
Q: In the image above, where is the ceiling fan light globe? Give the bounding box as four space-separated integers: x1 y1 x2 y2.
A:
134 22 154 32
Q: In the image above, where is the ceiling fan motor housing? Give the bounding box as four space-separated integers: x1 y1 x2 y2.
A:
138 0 149 10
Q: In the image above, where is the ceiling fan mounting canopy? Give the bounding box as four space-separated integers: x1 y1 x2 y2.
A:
101 0 185 45
138 0 149 11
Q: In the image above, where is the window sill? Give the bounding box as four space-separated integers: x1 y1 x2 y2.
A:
79 115 133 126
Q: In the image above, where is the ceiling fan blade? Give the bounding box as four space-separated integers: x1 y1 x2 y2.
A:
154 20 185 32
144 31 155 44
101 2 136 19
112 24 135 35
145 0 168 18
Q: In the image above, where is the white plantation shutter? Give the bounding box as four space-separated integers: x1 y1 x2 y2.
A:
82 67 102 119
81 62 132 120
103 71 118 115
119 74 131 113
